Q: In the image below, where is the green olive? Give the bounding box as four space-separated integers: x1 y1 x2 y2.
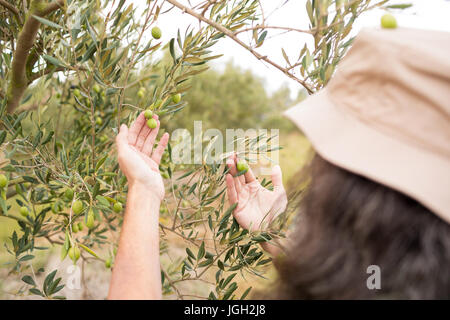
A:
72 200 84 215
68 246 80 263
113 202 123 213
105 258 112 269
236 160 249 173
93 84 101 94
137 87 146 99
172 93 181 104
19 206 29 217
151 26 162 39
51 202 62 213
381 13 397 29
86 211 95 229
147 118 157 129
77 222 84 232
95 116 103 125
0 174 7 188
72 223 79 233
144 110 153 119
73 88 82 99
161 172 169 179
65 188 74 201
159 207 168 214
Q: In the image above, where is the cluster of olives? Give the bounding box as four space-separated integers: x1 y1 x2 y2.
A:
62 189 123 228
60 190 123 265
144 108 157 129
72 83 104 100
140 92 182 129
0 174 30 217
136 26 186 131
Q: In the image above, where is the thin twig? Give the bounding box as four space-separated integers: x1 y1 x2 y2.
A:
166 0 313 94
234 25 312 36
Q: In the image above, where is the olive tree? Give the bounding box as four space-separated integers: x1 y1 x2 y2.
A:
0 0 399 299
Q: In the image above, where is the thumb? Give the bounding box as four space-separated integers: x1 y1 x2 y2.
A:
271 165 283 191
116 124 128 147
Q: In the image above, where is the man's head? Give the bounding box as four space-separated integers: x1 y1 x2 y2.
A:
274 155 450 299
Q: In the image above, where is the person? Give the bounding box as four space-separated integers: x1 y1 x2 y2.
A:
108 27 450 300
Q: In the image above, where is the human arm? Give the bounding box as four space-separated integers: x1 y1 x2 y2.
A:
225 154 288 256
107 112 169 300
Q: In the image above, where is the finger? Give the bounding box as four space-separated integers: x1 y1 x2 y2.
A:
272 192 287 217
226 156 242 193
243 162 256 184
151 132 170 165
128 112 147 146
227 155 238 175
226 174 238 205
234 154 246 185
142 115 160 156
135 116 152 151
115 124 129 152
271 165 284 191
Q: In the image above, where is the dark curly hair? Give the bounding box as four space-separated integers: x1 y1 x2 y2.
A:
273 155 450 299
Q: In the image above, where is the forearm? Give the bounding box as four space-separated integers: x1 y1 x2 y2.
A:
108 183 162 300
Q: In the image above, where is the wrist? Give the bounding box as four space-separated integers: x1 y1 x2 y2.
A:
128 182 163 203
127 182 162 225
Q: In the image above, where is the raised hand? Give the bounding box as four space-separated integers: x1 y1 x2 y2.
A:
225 153 287 231
115 112 169 201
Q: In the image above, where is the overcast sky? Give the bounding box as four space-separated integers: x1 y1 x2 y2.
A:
155 0 450 97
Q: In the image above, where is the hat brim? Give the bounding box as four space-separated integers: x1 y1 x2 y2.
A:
284 89 450 224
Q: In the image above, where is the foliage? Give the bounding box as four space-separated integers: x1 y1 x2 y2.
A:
0 0 398 299
165 61 302 133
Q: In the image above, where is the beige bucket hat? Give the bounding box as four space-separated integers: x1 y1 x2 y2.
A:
284 27 450 224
